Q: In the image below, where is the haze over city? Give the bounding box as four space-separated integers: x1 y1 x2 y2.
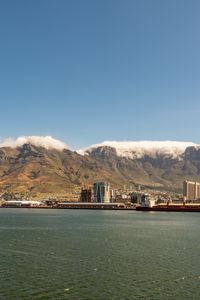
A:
1 0 200 148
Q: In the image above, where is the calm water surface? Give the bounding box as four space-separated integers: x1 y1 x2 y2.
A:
0 209 200 300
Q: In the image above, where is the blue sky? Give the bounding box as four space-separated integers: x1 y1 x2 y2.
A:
0 0 200 149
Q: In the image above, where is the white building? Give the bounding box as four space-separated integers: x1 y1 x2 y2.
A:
183 180 200 200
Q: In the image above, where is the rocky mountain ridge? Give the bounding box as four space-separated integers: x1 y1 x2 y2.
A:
0 143 116 197
0 136 200 195
78 141 198 159
79 143 200 191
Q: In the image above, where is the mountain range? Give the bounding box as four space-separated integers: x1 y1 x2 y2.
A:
0 136 200 197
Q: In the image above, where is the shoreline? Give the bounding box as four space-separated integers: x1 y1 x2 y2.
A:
0 206 136 210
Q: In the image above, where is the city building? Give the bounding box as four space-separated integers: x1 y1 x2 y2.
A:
183 180 200 200
80 188 92 202
93 182 110 203
129 192 156 207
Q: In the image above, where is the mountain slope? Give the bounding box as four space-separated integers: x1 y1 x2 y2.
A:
79 142 200 191
1 137 200 196
0 143 117 197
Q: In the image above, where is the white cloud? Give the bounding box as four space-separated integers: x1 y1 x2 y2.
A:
78 140 198 159
0 136 68 151
0 137 198 158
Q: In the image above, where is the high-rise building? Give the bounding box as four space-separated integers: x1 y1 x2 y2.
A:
183 180 200 200
93 182 110 203
80 188 92 202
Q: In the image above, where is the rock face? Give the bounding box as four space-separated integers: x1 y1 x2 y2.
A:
81 143 200 191
0 144 115 196
1 139 200 195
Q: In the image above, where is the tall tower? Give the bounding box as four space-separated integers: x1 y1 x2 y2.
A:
93 182 110 203
183 180 200 200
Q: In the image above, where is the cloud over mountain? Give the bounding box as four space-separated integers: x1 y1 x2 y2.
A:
78 141 198 159
0 136 200 195
0 136 68 151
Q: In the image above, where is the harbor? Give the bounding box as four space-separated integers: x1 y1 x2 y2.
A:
1 180 200 212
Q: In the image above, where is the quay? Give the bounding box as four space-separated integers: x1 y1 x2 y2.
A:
0 201 136 210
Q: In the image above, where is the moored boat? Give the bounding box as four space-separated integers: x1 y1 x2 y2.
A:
136 204 200 212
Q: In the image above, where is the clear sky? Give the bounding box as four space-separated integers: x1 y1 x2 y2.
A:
0 0 200 149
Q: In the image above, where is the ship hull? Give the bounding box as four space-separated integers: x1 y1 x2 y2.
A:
136 206 200 212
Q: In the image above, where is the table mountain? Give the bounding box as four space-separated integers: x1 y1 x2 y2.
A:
1 137 200 196
78 141 200 191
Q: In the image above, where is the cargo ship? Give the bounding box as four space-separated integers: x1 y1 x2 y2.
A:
136 204 200 212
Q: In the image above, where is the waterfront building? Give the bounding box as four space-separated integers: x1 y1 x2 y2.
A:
93 182 110 203
183 180 200 200
130 192 156 207
80 188 92 202
1 200 42 208
110 189 115 202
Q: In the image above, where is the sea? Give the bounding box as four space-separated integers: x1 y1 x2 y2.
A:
0 208 200 300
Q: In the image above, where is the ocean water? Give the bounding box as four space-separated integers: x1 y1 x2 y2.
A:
0 209 200 300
